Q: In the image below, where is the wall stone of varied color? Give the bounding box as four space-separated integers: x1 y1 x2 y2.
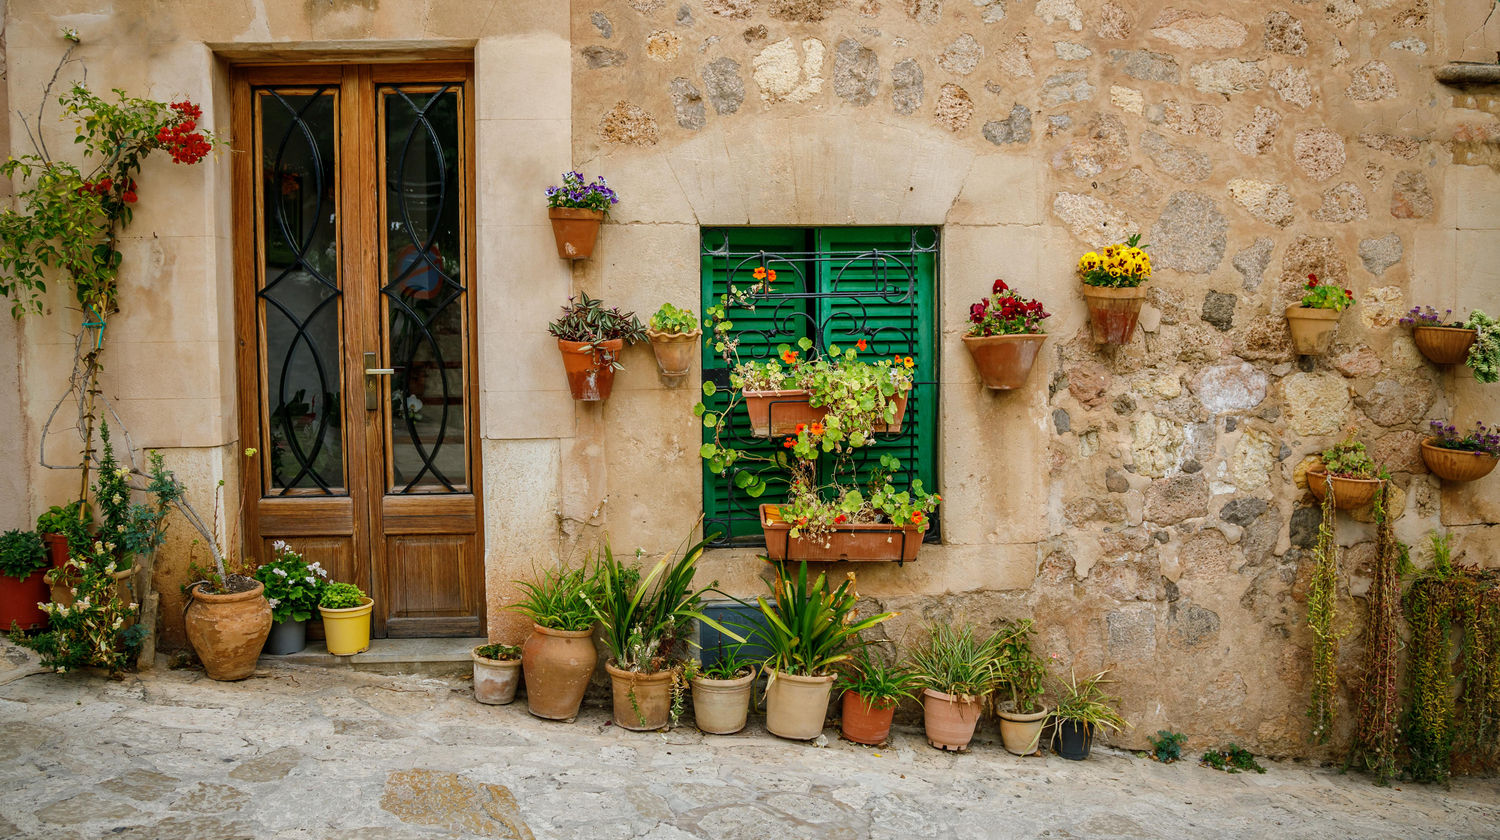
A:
0 0 1497 758
567 0 1500 756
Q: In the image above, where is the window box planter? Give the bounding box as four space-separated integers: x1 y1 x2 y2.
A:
1412 326 1477 366
547 207 603 260
646 328 700 382
557 338 624 402
962 334 1047 390
1080 285 1146 345
743 390 908 438
1306 469 1383 510
1421 439 1499 483
759 504 923 564
1285 305 1342 356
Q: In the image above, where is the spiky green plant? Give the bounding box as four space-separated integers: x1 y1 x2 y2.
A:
908 622 1004 700
837 647 921 709
755 561 895 677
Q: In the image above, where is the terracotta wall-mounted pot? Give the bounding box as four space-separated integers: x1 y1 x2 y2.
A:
1421 440 1499 483
184 579 272 681
922 689 982 751
1080 285 1147 345
760 504 924 564
743 390 908 438
691 672 754 734
1412 326 1477 366
522 623 597 721
557 338 624 402
841 691 897 746
548 207 604 259
1307 469 1383 510
962 333 1048 390
1285 305 1342 355
646 328 700 384
765 670 834 740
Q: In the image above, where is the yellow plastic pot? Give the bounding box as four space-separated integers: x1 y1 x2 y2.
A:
319 597 373 656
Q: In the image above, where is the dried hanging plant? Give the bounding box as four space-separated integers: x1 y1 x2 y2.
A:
1348 483 1404 784
1307 481 1340 744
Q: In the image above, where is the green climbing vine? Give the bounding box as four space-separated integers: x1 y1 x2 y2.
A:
1405 532 1459 784
1307 478 1340 744
1349 482 1405 785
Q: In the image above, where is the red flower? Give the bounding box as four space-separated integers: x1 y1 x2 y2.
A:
1307 273 1317 282
969 302 987 323
992 278 1009 294
782 438 795 449
122 190 138 204
834 514 848 524
1343 288 1352 297
856 339 867 351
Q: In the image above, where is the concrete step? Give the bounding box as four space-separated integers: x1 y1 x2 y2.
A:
263 637 485 676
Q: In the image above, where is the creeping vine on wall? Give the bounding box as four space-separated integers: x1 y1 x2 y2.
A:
1307 483 1340 745
1349 483 1405 785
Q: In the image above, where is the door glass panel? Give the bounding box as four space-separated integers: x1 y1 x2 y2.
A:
257 89 345 494
380 86 468 493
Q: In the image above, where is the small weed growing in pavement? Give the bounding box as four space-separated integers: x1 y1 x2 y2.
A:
1201 744 1266 774
1147 730 1187 763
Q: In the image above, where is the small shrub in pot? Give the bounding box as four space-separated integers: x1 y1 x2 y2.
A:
837 647 920 746
910 623 1003 752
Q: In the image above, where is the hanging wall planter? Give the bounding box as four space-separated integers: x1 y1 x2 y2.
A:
557 338 624 401
1081 286 1148 345
1286 275 1354 356
1307 469 1383 510
545 172 617 260
759 504 924 564
963 280 1051 389
1413 326 1477 366
1421 422 1500 482
647 329 700 381
1076 237 1151 346
549 294 648 403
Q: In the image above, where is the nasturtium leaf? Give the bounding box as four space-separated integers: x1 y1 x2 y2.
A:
702 381 717 397
700 443 718 459
797 336 813 351
693 402 706 417
734 471 755 488
703 412 718 427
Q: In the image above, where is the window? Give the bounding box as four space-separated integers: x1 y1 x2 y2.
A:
699 227 940 546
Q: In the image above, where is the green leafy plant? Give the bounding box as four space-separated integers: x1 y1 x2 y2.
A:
1076 234 1151 289
1320 437 1378 479
1147 730 1187 763
837 647 921 710
320 582 366 610
1201 744 1266 774
36 501 91 544
252 541 329 623
778 454 940 540
1299 273 1355 312
547 292 647 346
648 302 698 335
475 643 521 662
15 539 140 673
1466 310 1500 384
996 619 1047 713
696 644 759 680
509 559 602 633
908 623 1004 700
0 530 48 580
1052 670 1130 735
754 560 894 677
88 424 179 572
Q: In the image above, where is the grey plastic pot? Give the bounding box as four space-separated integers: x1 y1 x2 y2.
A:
262 618 307 656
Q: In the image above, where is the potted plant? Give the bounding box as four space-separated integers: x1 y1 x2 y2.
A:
584 532 741 731
761 454 939 565
963 279 1051 389
909 623 1002 751
35 502 89 571
689 646 759 735
1307 437 1384 510
1286 274 1354 356
252 540 328 655
546 171 617 259
472 642 523 705
1050 669 1130 760
511 560 601 721
318 582 373 656
646 303 701 383
995 619 1049 756
1421 420 1500 482
26 539 144 674
838 647 920 746
1402 306 1477 366
0 530 50 632
1465 311 1500 383
1078 235 1151 345
756 560 895 741
736 341 913 438
547 293 648 402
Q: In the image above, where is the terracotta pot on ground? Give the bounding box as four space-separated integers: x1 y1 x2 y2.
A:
522 624 598 721
1412 326 1477 366
557 338 624 402
1421 439 1500 483
1307 469 1383 510
765 670 834 740
48 566 133 609
41 534 68 568
922 689 982 751
646 329 700 383
548 207 604 259
606 661 675 731
743 390 908 438
692 672 755 735
472 649 523 705
262 619 306 656
0 568 50 631
319 597 373 656
760 504 923 564
841 691 897 746
962 334 1048 390
1080 285 1147 345
998 706 1050 756
184 578 272 681
1285 305 1342 355
1054 720 1093 760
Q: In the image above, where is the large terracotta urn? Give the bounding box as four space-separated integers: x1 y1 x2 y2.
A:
521 623 597 721
184 578 272 681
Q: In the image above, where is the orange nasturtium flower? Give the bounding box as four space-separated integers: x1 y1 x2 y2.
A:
912 511 925 524
903 356 915 369
781 349 799 364
782 437 795 449
752 266 767 280
856 339 868 351
809 422 825 436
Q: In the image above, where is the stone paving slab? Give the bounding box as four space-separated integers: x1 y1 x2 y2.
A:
0 652 1496 839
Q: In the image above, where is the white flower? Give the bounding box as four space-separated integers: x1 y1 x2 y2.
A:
112 494 123 504
272 540 288 551
127 602 138 611
104 541 115 552
273 567 287 577
115 467 130 478
304 576 315 585
116 525 126 533
267 597 281 608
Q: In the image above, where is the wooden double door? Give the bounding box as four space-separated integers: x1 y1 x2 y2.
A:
231 64 483 638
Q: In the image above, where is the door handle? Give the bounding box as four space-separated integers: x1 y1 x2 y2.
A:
364 351 393 411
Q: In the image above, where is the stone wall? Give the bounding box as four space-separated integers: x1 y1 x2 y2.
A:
569 0 1500 756
0 0 1497 758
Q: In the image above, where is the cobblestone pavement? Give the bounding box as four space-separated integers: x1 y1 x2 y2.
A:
0 647 1497 839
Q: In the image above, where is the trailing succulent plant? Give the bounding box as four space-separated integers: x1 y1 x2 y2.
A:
1320 437 1378 479
1466 310 1500 384
547 293 648 345
1307 479 1340 745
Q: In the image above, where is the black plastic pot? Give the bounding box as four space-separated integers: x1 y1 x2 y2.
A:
1055 719 1093 760
262 618 307 656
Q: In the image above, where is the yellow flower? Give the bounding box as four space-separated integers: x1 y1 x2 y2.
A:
1078 251 1101 272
